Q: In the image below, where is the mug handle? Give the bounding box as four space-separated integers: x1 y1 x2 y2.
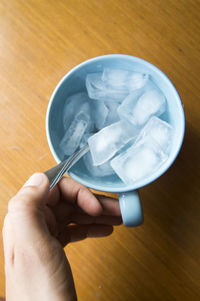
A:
118 190 144 227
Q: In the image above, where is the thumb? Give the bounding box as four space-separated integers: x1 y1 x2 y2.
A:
6 173 50 244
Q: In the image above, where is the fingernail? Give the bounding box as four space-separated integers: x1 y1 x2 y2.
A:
24 173 45 187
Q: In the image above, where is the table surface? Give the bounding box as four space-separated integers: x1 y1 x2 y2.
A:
0 1 200 300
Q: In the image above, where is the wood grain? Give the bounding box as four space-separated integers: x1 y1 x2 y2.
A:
0 0 200 300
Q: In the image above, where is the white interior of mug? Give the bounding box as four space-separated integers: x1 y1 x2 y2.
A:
46 54 185 192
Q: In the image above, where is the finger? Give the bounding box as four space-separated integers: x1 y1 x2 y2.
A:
95 195 121 216
51 186 121 223
51 201 75 223
7 173 51 243
58 177 103 216
58 224 113 247
9 173 50 211
61 212 122 225
47 184 60 207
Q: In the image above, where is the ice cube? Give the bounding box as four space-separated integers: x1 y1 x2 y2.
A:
136 116 172 153
91 100 109 130
79 132 114 176
104 100 120 127
128 73 149 92
102 68 149 92
118 87 166 127
63 92 91 131
83 151 115 177
79 132 94 149
133 89 166 125
86 73 128 101
88 120 138 166
79 101 95 132
111 137 168 185
60 111 89 156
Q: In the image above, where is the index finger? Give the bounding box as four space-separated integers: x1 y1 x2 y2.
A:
58 177 103 216
95 195 121 216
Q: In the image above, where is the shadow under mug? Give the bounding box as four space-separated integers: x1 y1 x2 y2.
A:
46 54 185 227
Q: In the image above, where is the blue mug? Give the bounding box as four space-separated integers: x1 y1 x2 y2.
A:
46 54 185 227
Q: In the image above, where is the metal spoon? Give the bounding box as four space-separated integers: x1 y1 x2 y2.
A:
44 144 89 190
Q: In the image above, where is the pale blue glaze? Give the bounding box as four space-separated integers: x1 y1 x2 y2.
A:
119 190 144 227
46 54 185 227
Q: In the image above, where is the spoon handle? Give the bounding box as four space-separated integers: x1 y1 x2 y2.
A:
44 144 89 190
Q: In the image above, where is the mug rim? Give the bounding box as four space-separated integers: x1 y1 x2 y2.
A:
46 54 185 193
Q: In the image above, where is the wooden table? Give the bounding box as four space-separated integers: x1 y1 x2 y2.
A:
0 1 200 300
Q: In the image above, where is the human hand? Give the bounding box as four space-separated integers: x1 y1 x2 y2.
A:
3 173 122 301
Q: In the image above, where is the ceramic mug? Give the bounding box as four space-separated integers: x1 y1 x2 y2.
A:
46 54 185 227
